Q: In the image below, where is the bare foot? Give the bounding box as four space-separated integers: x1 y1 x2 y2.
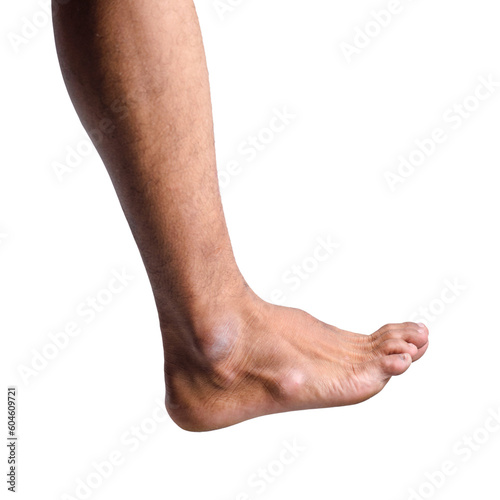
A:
52 0 430 433
160 290 429 431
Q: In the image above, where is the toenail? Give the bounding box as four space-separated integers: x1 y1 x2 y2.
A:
417 322 426 329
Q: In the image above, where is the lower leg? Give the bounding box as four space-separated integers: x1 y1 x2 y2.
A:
52 0 429 431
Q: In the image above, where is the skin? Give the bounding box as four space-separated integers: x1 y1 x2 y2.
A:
52 0 429 432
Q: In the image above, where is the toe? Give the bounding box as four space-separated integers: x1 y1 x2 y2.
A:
379 353 413 377
378 338 419 359
412 340 429 362
406 325 429 349
377 323 429 349
360 351 413 385
373 322 420 337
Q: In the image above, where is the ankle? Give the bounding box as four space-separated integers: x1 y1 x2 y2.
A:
159 286 266 431
158 278 260 364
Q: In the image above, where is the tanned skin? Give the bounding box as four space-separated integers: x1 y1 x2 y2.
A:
52 0 429 431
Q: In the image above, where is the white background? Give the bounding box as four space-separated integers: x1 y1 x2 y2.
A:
2 0 500 499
